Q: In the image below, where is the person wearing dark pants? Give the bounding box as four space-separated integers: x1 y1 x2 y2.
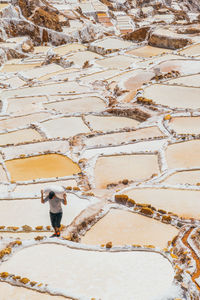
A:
41 190 67 237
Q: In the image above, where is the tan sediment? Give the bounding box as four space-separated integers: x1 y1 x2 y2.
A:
6 96 47 116
126 45 173 57
0 129 42 146
5 154 80 181
168 117 200 135
179 44 200 56
1 63 41 73
81 209 179 248
94 154 159 188
164 170 200 185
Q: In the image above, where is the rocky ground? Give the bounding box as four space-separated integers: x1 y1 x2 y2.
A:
0 0 200 299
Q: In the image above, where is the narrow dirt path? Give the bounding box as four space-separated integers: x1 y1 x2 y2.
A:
182 227 200 291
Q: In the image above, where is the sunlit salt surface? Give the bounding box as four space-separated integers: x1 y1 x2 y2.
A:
163 170 200 185
6 96 47 116
44 96 106 113
40 117 91 138
0 244 174 300
66 51 103 66
85 115 140 131
168 117 200 134
94 154 159 188
126 45 173 57
5 154 80 182
125 188 200 218
0 194 89 227
167 74 200 87
0 282 68 300
96 55 138 69
0 165 8 182
81 209 178 248
0 63 41 73
53 43 86 55
179 44 200 56
166 140 200 169
0 129 42 146
143 84 200 109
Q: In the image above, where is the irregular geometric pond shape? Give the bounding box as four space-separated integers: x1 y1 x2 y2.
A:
0 129 42 146
96 55 138 69
126 45 173 57
163 170 200 185
53 43 86 55
167 74 200 87
0 282 67 300
40 117 90 139
0 244 175 300
179 44 200 56
85 126 164 148
81 209 179 248
166 140 200 169
0 165 7 182
125 188 200 219
5 154 80 182
85 115 140 131
168 117 200 135
94 154 159 188
0 194 89 227
67 51 103 66
6 96 47 116
0 63 41 73
158 59 200 74
44 96 106 114
19 63 64 80
90 37 135 52
143 84 200 109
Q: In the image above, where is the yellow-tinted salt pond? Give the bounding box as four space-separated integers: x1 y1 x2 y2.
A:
44 96 106 114
0 113 52 131
0 165 7 182
85 115 140 131
143 84 200 109
166 140 200 169
168 117 200 135
53 43 86 55
33 46 51 54
81 209 178 248
94 154 159 188
0 129 42 146
125 188 200 219
0 195 89 227
0 244 174 300
41 117 90 139
163 170 200 185
126 45 173 57
96 55 138 69
0 3 9 10
5 154 80 182
0 63 41 73
85 126 164 148
0 283 68 300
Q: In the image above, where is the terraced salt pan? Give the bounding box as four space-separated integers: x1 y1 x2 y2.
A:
6 96 47 116
41 117 90 138
0 165 8 182
2 140 69 161
66 51 103 66
5 154 80 182
0 244 174 300
166 74 200 87
85 126 164 148
94 154 159 188
80 69 119 84
90 37 135 51
0 63 41 73
0 3 9 10
0 283 68 300
158 59 200 74
168 117 200 134
143 84 200 109
0 129 42 146
166 140 200 169
85 115 139 131
163 170 200 185
126 45 173 57
53 43 86 55
0 113 52 131
44 96 106 114
0 194 88 227
179 44 200 56
3 77 25 89
95 55 138 69
19 64 64 80
81 209 178 248
1 81 90 98
13 179 77 197
33 46 51 54
125 188 200 219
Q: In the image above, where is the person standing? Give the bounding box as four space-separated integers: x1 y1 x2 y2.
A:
41 189 67 237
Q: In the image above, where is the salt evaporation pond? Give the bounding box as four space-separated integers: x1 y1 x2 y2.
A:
0 244 175 300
